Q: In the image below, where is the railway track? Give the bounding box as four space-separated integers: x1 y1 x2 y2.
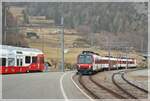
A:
78 75 100 99
78 73 126 99
89 76 126 99
112 70 148 99
76 69 148 99
122 71 149 93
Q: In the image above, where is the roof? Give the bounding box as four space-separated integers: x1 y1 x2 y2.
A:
0 45 43 56
1 45 41 52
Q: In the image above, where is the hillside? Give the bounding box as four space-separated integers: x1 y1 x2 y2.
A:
25 2 148 52
2 3 148 69
3 2 148 52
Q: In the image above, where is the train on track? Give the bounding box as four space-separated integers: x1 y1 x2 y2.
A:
76 51 137 74
0 45 45 74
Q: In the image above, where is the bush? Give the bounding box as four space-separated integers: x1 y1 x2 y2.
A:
137 60 148 68
26 32 39 39
50 59 58 68
64 63 74 70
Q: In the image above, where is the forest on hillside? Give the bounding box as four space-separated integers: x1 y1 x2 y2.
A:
2 2 148 52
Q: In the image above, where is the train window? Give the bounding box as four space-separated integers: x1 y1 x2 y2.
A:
124 61 127 64
25 56 31 63
20 59 23 66
0 58 6 66
8 58 15 66
32 57 37 63
17 59 19 66
104 60 107 64
101 59 103 63
78 55 84 64
129 61 133 64
86 56 92 64
95 58 99 63
100 60 108 64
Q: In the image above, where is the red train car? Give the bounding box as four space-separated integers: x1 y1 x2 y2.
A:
0 45 45 74
76 51 137 74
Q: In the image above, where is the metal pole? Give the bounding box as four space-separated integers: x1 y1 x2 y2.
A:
91 33 94 47
126 47 128 69
108 45 111 70
4 3 7 44
116 47 118 70
107 39 111 71
61 16 64 72
141 39 143 53
41 27 44 52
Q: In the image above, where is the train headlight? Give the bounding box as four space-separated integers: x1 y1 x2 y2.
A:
89 65 91 68
78 65 80 68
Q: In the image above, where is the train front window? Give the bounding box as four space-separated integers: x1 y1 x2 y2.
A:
0 58 6 66
86 56 92 63
32 57 37 63
78 56 85 64
8 58 15 66
25 56 31 63
78 55 92 64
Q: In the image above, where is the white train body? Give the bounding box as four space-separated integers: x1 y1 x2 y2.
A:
0 45 45 74
77 51 137 74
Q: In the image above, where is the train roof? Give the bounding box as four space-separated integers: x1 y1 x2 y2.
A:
0 45 43 57
81 51 100 55
1 45 42 52
79 50 135 61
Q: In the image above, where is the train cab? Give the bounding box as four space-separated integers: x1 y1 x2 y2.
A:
77 51 95 74
0 45 45 74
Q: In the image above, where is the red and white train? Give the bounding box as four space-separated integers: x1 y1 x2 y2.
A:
0 45 45 74
76 51 137 74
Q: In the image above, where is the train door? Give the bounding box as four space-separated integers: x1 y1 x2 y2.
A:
16 55 23 66
0 57 7 74
16 55 23 73
38 55 44 71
